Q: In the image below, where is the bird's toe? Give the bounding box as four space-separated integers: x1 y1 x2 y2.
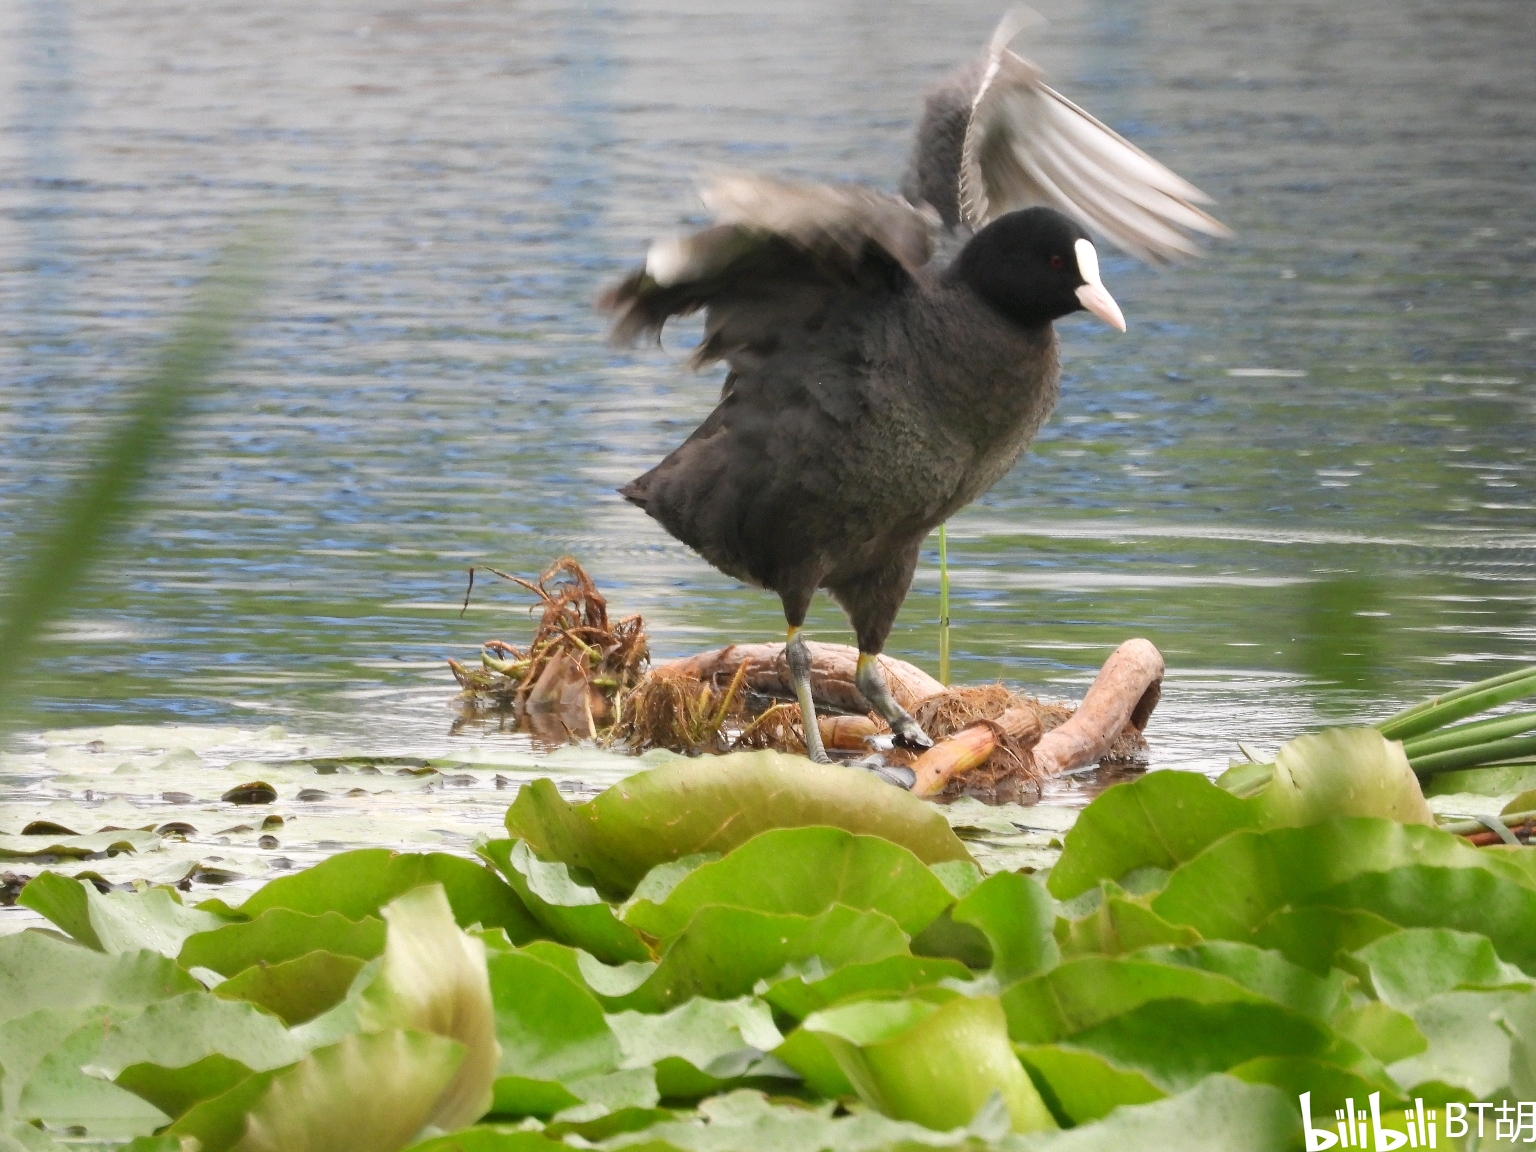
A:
891 720 934 752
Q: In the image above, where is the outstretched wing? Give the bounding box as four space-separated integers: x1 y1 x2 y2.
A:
599 173 934 368
907 10 1230 264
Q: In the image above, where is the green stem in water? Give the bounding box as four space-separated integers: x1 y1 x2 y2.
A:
938 522 950 687
1378 666 1536 742
1409 732 1536 776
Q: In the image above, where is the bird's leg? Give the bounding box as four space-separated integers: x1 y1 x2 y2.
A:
786 627 831 764
856 652 934 751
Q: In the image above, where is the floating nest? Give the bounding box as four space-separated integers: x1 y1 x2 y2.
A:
450 558 1157 801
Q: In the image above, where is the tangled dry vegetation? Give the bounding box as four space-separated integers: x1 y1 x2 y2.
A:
451 558 1150 800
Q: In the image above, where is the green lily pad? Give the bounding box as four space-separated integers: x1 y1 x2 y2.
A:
179 908 385 977
17 1013 169 1140
1423 763 1536 798
0 1007 120 1116
114 1053 256 1121
478 839 649 964
1062 999 1333 1093
1504 990 1536 1099
1311 865 1536 974
1247 728 1434 828
406 1130 567 1151
1331 1001 1428 1065
86 992 308 1079
623 826 955 942
1347 927 1532 1010
505 752 972 895
1048 771 1255 901
1228 1055 1406 1117
214 950 368 1025
803 994 1056 1133
208 849 540 943
0 932 197 1025
1249 906 1401 975
608 996 787 1099
1385 989 1527 1097
1020 1075 1300 1152
950 871 1058 985
1000 956 1269 1045
1132 941 1348 1019
231 1029 465 1152
20 874 229 955
1014 1044 1165 1125
1057 890 1202 958
1150 818 1529 944
770 1027 856 1099
617 904 911 1012
759 955 974 1021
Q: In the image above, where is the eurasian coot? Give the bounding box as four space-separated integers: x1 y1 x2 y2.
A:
603 14 1227 762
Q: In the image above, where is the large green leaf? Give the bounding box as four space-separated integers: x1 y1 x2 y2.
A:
803 994 1056 1133
86 992 307 1080
951 872 1058 985
1150 818 1529 943
615 904 911 1012
1015 1076 1299 1152
505 752 972 895
358 885 500 1132
485 950 618 1116
1312 866 1536 974
478 839 650 964
214 950 368 1026
1249 906 1400 975
607 996 787 1098
623 826 954 943
1057 890 1201 959
1132 941 1348 1019
1246 728 1434 828
1504 990 1536 1099
20 875 228 955
1048 771 1255 900
163 1066 286 1152
16 1013 169 1140
113 1053 255 1122
1227 1055 1405 1115
0 932 196 1025
1384 989 1526 1097
212 850 540 942
179 909 385 977
1014 1045 1164 1126
1347 927 1532 1009
1000 957 1268 1045
760 956 974 1021
0 830 159 859
406 1130 567 1151
0 1007 122 1116
231 1029 465 1152
1061 999 1333 1093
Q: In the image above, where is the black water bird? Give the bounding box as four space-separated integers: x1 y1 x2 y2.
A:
602 13 1227 763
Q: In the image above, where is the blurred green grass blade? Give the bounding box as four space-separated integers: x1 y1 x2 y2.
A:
0 236 269 720
937 523 950 687
1378 667 1536 741
1408 733 1536 777
1401 708 1536 759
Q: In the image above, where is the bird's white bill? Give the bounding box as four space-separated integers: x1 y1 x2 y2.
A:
1073 238 1127 332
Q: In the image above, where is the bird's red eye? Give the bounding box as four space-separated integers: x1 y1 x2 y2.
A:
1049 254 1065 270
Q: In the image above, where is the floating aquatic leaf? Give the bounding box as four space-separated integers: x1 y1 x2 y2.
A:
608 996 788 1098
112 1052 254 1122
20 874 229 955
1000 956 1268 1045
1061 999 1333 1093
232 1029 465 1152
505 751 971 895
211 849 540 942
0 932 196 1026
622 826 955 942
759 955 974 1021
1384 988 1526 1097
1247 728 1434 828
179 908 386 977
85 992 305 1083
214 950 368 1025
163 1066 287 1152
1331 1001 1428 1066
0 1007 118 1116
1504 990 1536 1100
1013 1044 1164 1126
1227 1054 1404 1116
950 871 1058 984
478 839 649 964
406 1129 568 1151
1131 941 1348 1019
359 884 500 1132
803 993 1056 1133
17 1013 170 1140
1150 818 1530 945
1056 889 1201 958
1347 927 1532 1010
617 903 911 1012
1249 906 1400 975
1048 771 1254 901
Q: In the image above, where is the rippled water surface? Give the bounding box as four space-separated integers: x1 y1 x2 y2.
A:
2 0 1533 787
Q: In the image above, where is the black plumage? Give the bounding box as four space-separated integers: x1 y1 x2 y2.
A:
602 16 1226 763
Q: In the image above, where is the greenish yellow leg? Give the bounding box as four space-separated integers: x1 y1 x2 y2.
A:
856 652 934 751
786 627 831 764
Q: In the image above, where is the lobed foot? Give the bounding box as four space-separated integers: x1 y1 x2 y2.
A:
786 629 832 764
855 652 934 752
